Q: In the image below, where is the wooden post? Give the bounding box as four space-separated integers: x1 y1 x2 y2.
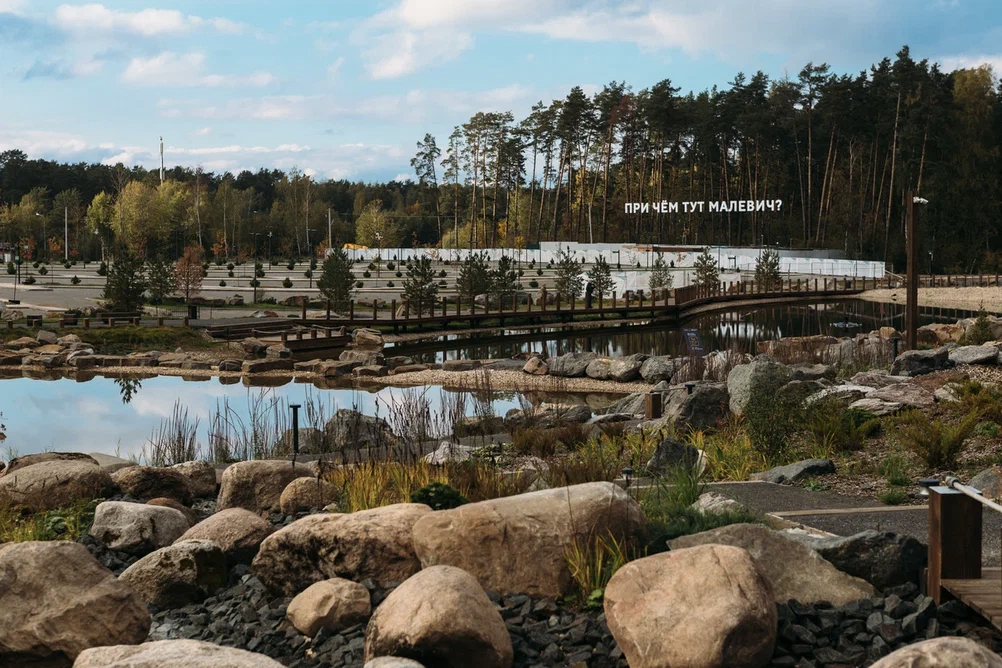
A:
157 317 164 327
391 300 397 322
183 317 189 327
644 392 662 420
83 318 89 329
906 190 919 351
350 300 355 320
927 486 982 604
302 302 307 320
372 301 377 320
326 300 331 320
612 291 617 310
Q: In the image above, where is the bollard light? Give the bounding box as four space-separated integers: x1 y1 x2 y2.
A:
289 403 302 458
685 382 696 395
918 478 940 497
622 467 634 489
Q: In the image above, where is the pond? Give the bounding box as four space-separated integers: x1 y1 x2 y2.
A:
395 299 976 363
0 374 621 461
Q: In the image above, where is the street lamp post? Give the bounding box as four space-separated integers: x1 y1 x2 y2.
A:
267 232 273 266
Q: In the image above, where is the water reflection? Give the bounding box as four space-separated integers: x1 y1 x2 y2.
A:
115 377 143 404
397 299 978 363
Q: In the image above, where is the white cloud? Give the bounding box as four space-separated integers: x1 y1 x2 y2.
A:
357 0 884 78
53 3 248 37
195 127 212 136
121 52 277 88
157 84 534 123
0 0 26 14
327 57 345 79
939 54 1002 73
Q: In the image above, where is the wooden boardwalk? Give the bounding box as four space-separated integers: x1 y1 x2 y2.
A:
943 569 1002 629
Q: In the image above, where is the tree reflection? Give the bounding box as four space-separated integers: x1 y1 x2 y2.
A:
115 377 143 404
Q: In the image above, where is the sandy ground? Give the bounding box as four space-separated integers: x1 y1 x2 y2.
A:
858 286 1002 314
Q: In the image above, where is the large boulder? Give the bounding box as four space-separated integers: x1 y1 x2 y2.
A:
547 352 598 378
353 328 384 348
287 578 371 637
504 403 592 430
971 466 1002 500
177 508 275 564
604 544 776 668
645 435 702 476
663 382 729 430
0 459 114 511
74 639 285 667
750 458 834 484
950 345 1001 366
670 524 876 605
111 466 193 504
804 383 875 406
726 356 794 415
216 460 314 514
364 566 513 668
521 356 548 375
0 541 150 667
848 397 904 417
870 382 936 409
850 370 909 389
365 660 426 668
252 503 433 595
584 357 612 380
870 637 1002 668
324 409 399 450
89 501 190 554
169 460 217 498
609 353 648 383
889 347 950 377
922 322 965 344
639 355 676 384
119 539 227 608
782 529 927 591
598 391 645 416
279 476 338 515
86 452 136 474
147 498 198 525
412 482 646 597
0 452 99 477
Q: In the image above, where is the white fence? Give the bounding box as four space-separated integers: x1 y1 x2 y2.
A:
342 246 885 279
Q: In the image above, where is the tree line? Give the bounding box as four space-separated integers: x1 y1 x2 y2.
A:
1 45 999 273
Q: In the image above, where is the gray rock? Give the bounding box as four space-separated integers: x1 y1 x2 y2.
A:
690 492 746 514
584 357 612 380
849 397 904 417
870 382 936 409
802 530 927 591
365 659 427 668
790 363 835 381
670 524 876 605
851 370 910 389
423 441 477 465
89 501 190 554
548 352 598 378
597 391 646 416
750 458 835 484
726 356 795 415
663 382 729 430
889 347 950 377
324 408 399 450
950 345 1000 366
970 466 1002 500
645 436 701 475
609 354 648 383
805 383 875 406
639 355 676 384
777 379 827 405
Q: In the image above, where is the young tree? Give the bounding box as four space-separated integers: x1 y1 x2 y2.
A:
103 247 146 312
457 251 490 301
355 200 394 248
554 249 584 300
175 245 204 303
403 257 439 314
587 256 615 298
648 253 673 292
755 249 782 291
693 249 719 289
489 255 520 305
317 247 356 312
146 255 177 304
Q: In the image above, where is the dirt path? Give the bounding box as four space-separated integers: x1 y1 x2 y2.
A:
858 286 1002 314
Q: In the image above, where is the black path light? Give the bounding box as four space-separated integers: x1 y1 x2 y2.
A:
289 403 301 464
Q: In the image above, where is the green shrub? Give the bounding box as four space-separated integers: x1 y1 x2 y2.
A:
288 261 296 270
537 268 543 276
897 410 978 469
249 279 261 288
410 482 468 510
282 277 293 288
23 275 35 285
219 280 226 287
954 379 1002 423
807 400 881 455
355 281 363 288
529 279 539 288
63 262 71 269
966 303 994 345
363 271 371 278
387 281 395 288
5 262 13 275
367 262 376 271
70 275 80 285
38 265 48 276
975 421 1001 438
32 261 39 269
744 385 802 462
304 269 313 279
228 270 234 278
97 262 108 276
439 270 447 278
386 262 395 270
227 263 235 271
396 271 403 278
878 455 912 487
879 489 908 505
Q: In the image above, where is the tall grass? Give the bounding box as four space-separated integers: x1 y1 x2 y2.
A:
565 533 632 609
140 399 202 466
897 409 978 469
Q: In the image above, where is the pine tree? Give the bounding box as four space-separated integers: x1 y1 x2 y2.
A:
693 249 719 289
967 302 994 345
103 247 146 311
489 255 521 305
587 256 615 298
755 249 782 290
554 249 584 300
317 247 356 312
648 253 673 291
403 257 439 314
145 255 176 304
457 251 490 301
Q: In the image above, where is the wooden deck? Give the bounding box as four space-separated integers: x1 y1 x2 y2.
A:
943 569 1002 629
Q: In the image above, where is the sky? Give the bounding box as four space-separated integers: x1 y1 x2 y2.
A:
1 0 1001 183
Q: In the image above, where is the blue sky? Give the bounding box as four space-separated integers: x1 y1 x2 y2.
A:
1 0 1000 183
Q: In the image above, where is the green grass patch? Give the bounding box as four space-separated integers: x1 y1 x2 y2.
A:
879 489 909 505
0 498 100 543
2 326 217 354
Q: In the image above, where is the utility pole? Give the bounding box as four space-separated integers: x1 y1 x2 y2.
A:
159 136 165 185
327 208 332 257
64 207 68 261
906 190 919 350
